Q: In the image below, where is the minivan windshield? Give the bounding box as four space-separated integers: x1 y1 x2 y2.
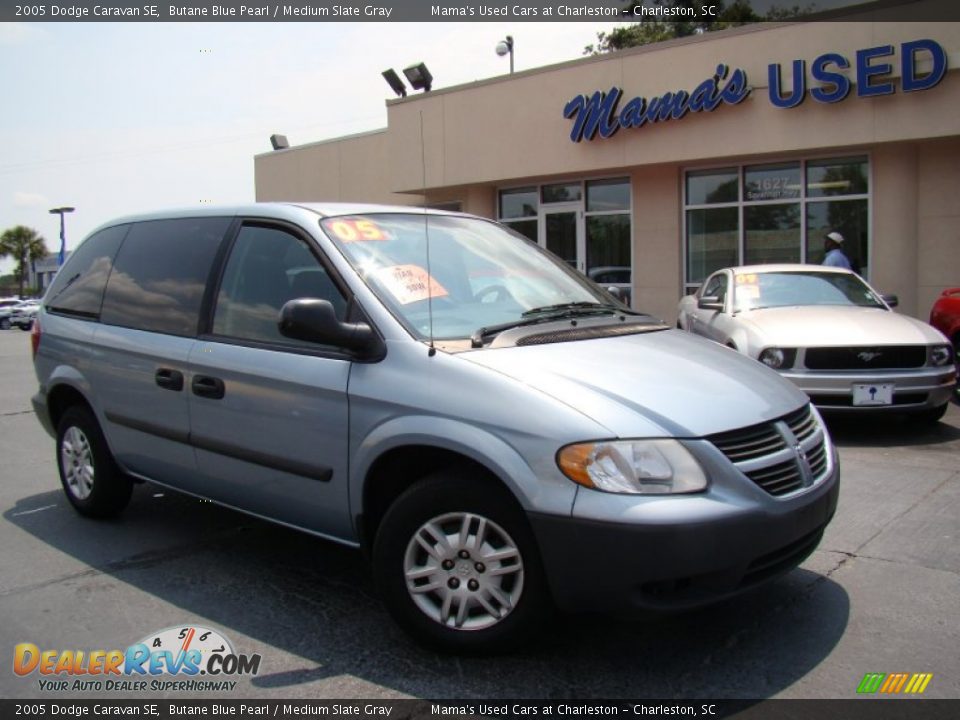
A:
321 214 623 341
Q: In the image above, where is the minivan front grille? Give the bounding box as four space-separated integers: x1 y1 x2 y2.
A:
707 405 830 497
804 345 926 370
708 423 787 463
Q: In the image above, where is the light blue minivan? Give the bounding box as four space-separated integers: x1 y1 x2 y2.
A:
32 204 839 652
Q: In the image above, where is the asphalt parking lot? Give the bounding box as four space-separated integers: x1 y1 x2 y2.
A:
1 328 958 700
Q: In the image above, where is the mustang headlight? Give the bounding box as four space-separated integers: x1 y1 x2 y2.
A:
930 344 953 367
557 440 707 494
758 347 796 369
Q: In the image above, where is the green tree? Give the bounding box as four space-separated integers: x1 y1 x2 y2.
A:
0 226 49 298
584 1 814 54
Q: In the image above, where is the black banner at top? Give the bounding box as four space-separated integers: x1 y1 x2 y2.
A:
3 0 960 23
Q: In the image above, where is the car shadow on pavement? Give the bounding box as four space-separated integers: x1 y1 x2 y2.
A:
823 406 960 449
5 486 849 700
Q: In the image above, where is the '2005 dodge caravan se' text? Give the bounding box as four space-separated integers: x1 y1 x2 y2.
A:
32 204 838 652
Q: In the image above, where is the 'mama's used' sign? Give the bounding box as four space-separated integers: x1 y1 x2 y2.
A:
563 39 947 143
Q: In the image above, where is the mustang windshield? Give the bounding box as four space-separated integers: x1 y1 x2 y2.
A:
321 214 619 341
733 270 886 312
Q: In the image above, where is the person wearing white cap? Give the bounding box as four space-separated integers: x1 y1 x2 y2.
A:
822 230 853 270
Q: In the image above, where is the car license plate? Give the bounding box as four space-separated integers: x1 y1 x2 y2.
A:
852 383 894 406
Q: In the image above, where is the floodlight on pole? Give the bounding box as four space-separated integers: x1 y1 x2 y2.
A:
49 206 75 267
382 68 407 97
495 35 514 74
402 62 433 92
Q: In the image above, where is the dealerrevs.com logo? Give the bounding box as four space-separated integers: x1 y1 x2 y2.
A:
13 625 261 692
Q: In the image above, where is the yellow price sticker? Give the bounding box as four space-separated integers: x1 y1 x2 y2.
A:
327 218 387 242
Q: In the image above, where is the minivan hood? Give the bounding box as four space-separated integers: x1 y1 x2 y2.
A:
738 306 945 347
459 329 807 438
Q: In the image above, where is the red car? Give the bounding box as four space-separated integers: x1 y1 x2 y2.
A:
930 287 960 395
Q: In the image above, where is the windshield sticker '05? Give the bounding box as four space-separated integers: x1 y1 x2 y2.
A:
327 218 388 242
372 264 448 305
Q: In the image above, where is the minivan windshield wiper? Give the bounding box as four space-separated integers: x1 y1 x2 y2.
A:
521 301 623 318
471 302 638 348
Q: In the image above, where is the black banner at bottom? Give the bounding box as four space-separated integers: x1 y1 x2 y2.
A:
1 700 958 720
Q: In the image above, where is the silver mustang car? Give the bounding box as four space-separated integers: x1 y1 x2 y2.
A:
678 265 956 422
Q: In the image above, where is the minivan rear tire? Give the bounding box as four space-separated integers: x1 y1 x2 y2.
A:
372 471 548 653
56 406 132 518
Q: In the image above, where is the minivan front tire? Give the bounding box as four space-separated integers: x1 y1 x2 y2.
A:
372 471 548 653
56 406 132 518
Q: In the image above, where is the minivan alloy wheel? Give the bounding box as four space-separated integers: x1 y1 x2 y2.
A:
56 406 132 518
61 426 95 500
404 511 524 631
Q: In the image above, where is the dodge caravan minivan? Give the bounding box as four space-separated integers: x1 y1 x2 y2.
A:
32 204 839 652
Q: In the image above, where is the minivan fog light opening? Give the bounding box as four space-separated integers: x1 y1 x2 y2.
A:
557 440 708 494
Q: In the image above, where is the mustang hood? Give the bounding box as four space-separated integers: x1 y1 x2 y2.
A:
738 306 946 347
460 329 807 438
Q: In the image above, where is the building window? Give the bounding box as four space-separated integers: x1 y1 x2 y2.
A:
499 186 538 242
684 156 869 292
498 178 633 290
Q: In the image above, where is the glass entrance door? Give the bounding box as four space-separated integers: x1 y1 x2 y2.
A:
541 204 584 273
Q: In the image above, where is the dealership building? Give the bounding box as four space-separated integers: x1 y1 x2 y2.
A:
254 4 959 323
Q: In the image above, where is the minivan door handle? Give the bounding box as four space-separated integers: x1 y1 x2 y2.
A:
191 375 225 400
155 368 184 392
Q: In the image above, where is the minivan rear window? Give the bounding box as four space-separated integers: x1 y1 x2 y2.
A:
45 224 129 318
99 217 230 337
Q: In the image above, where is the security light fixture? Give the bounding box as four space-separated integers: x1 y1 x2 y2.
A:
382 68 407 98
496 35 514 74
403 62 433 92
49 206 75 267
270 134 290 151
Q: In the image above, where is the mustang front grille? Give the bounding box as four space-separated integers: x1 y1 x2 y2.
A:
804 345 927 370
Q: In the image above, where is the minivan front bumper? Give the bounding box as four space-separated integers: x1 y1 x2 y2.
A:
529 469 839 612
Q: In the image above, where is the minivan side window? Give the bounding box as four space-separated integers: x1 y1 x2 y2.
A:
44 224 129 318
212 224 347 347
100 217 229 337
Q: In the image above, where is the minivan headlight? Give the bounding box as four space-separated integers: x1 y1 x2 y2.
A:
557 440 707 494
930 344 953 367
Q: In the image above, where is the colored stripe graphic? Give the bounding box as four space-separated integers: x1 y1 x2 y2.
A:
857 673 886 693
857 672 933 694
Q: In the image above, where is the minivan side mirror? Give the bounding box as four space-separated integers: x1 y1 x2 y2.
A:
279 298 383 360
881 294 899 308
698 295 724 311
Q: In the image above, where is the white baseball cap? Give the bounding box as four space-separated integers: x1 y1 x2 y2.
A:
826 231 845 243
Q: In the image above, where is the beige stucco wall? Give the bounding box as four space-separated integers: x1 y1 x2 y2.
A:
255 130 422 206
917 138 960 319
385 19 960 193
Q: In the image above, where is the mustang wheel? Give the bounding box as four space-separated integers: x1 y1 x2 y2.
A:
57 406 132 518
372 472 547 653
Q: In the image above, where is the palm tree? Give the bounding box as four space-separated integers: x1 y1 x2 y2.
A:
0 226 49 298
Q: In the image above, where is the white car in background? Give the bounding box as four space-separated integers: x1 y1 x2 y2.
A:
0 297 22 330
10 299 41 330
677 265 956 422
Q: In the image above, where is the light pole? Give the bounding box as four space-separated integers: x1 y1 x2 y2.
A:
49 206 75 267
496 35 514 74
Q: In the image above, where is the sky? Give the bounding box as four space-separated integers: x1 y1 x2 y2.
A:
0 20 625 274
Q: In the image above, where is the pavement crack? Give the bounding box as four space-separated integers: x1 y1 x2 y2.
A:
0 410 32 417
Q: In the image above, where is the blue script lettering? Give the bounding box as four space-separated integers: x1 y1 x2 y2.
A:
563 64 752 142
